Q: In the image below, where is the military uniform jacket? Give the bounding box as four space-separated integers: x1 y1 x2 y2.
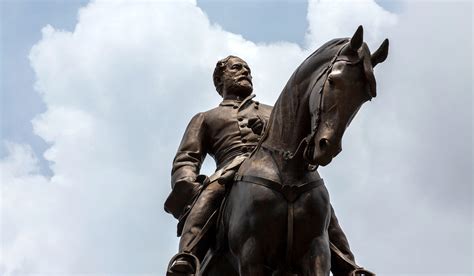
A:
164 94 272 219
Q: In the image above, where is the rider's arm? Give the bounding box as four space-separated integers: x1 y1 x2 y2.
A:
171 112 208 187
164 112 208 219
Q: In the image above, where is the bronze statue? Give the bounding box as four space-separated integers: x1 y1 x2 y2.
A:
165 26 388 276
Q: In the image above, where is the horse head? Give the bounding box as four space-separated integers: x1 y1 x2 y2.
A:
305 26 389 166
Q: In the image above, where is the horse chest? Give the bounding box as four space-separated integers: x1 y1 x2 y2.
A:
226 182 288 257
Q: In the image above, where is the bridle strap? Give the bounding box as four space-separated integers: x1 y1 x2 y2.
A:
261 42 351 167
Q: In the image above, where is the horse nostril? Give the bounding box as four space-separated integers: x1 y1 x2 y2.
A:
319 138 329 151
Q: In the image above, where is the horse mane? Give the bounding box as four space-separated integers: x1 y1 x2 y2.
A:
293 38 348 86
258 38 350 150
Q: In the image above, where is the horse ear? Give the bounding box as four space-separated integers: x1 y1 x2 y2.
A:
371 39 389 67
350 25 364 50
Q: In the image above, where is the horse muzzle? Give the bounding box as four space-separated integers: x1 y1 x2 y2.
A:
305 137 342 166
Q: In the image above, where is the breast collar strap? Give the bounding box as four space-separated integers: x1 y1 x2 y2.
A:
235 174 324 203
234 173 325 272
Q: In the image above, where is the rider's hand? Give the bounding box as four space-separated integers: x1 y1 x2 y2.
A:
248 116 264 135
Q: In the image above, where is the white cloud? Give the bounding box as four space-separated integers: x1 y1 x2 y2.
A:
2 0 306 274
305 0 398 48
318 1 472 274
1 0 471 275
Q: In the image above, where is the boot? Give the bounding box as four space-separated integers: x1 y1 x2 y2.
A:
168 181 225 275
167 252 200 276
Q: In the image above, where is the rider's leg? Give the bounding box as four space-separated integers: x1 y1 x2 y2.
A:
169 180 225 273
328 205 360 275
328 205 354 260
308 235 331 276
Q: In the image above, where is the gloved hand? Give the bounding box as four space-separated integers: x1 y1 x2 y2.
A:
165 178 202 220
218 169 237 186
247 116 264 135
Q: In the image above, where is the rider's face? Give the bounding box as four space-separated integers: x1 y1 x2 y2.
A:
221 57 253 98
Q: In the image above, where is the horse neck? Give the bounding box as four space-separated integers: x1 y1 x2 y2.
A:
261 42 342 154
262 82 312 162
258 38 347 177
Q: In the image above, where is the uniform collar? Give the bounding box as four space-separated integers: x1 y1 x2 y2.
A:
220 99 241 106
220 94 256 107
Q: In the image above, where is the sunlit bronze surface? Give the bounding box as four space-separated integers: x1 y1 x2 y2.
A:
165 26 389 276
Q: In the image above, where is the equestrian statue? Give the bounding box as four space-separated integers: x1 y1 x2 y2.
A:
165 26 389 276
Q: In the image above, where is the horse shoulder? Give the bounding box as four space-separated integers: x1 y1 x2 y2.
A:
238 150 281 184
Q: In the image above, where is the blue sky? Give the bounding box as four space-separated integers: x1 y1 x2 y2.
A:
1 0 88 174
0 0 472 275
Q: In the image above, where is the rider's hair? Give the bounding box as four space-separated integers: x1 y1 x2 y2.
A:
213 55 240 97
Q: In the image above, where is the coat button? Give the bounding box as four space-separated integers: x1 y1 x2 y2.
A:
242 139 248 143
238 118 243 121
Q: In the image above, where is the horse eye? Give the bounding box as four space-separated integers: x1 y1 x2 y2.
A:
328 77 334 86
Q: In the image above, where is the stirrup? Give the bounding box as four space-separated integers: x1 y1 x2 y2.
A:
350 268 376 276
166 252 201 276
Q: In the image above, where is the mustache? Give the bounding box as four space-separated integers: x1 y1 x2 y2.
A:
236 75 252 85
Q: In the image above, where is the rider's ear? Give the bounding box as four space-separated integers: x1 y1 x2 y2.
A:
371 39 389 67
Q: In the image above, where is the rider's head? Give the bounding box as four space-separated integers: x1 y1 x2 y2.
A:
213 55 253 99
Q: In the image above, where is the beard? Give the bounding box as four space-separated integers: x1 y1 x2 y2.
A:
227 79 253 97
